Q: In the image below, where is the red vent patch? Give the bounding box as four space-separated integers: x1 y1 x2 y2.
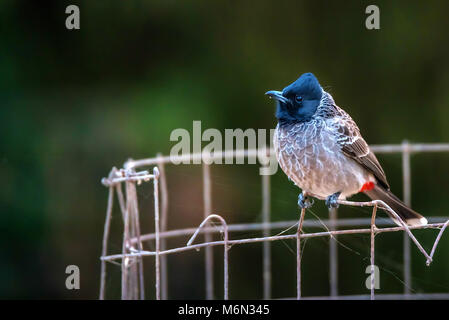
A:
360 181 375 192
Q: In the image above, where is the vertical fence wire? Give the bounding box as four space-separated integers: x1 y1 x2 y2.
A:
296 207 306 300
121 181 132 299
153 167 161 300
370 204 378 300
329 208 338 297
402 140 412 296
157 154 169 299
99 175 114 300
129 202 138 299
123 180 143 299
116 181 126 222
131 182 145 300
202 162 214 299
262 172 271 299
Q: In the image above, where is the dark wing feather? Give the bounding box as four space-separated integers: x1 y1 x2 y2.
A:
329 106 390 189
341 137 390 189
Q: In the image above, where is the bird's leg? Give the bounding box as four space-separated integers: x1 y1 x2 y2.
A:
298 192 314 209
325 192 341 209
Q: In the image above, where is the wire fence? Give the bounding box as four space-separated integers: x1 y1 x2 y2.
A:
100 141 449 300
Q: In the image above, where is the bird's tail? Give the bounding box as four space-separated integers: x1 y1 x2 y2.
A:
364 185 427 226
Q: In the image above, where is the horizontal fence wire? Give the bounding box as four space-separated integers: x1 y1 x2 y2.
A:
102 221 448 261
100 142 449 300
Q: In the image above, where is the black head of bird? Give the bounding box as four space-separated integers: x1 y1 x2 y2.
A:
266 72 323 123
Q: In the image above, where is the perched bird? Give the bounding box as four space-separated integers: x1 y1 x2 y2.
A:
266 72 427 226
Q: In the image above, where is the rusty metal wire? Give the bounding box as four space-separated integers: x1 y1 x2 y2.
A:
187 214 229 300
99 142 449 300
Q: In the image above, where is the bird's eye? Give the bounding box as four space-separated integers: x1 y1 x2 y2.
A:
295 95 303 103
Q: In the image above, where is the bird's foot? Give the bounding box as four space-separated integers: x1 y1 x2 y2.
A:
298 193 314 209
325 192 341 209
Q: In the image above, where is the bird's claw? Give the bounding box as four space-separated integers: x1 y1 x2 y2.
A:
325 192 341 209
298 193 314 209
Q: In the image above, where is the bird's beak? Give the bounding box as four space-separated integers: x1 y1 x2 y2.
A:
265 90 288 104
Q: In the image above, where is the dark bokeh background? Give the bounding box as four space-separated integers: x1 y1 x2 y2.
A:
1 0 449 299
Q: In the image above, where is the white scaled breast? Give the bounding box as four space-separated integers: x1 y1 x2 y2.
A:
273 119 372 199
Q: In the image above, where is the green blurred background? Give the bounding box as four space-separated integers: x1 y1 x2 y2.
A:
1 0 449 299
